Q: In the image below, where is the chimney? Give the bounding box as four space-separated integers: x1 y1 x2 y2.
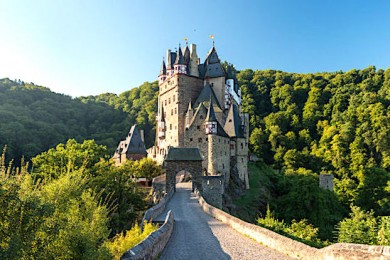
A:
140 130 145 143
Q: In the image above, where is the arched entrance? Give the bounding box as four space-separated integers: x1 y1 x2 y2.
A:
163 148 203 192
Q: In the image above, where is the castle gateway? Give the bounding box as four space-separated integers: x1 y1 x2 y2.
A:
148 43 249 190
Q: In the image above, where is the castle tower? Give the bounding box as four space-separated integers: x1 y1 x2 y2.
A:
205 98 218 175
189 44 199 77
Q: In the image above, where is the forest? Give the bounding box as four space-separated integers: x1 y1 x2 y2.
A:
238 66 390 245
1 65 390 255
0 78 158 165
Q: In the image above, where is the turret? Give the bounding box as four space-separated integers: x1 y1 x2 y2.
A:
185 100 193 128
189 44 199 77
204 98 217 134
174 44 187 75
166 49 173 77
158 106 166 139
205 98 218 175
158 59 166 85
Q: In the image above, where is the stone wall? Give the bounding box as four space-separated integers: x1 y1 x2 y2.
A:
201 175 223 209
142 188 173 223
121 210 174 260
195 190 390 260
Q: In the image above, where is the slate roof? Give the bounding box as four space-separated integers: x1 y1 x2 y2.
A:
160 60 166 75
224 104 244 138
114 125 147 156
205 97 217 122
193 83 222 109
174 46 185 65
183 46 190 65
165 147 203 161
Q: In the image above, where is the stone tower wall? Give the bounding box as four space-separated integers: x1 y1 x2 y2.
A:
207 77 226 110
201 175 223 209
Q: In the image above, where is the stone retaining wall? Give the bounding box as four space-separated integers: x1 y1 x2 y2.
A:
143 188 174 223
121 210 174 260
195 190 390 260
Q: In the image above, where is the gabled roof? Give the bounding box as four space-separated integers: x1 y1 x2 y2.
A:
204 63 225 78
188 102 229 138
165 147 203 161
224 104 244 138
205 46 220 64
189 102 207 127
193 83 222 109
114 125 146 156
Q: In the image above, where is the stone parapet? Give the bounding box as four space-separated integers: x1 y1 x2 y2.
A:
121 210 174 260
195 190 390 260
143 188 174 223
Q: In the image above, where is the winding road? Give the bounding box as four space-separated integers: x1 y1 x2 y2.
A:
155 182 292 260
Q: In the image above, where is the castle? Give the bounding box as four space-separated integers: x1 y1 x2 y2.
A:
147 43 249 189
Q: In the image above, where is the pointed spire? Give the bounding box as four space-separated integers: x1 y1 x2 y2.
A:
174 44 185 65
205 96 217 123
160 105 165 122
160 58 166 75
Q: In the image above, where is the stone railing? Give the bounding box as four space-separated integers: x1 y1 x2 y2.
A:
195 190 390 260
121 210 174 260
142 188 173 223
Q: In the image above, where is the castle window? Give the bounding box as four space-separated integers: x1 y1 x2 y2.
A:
198 138 202 143
165 100 167 106
190 138 193 142
242 158 244 163
206 138 208 141
175 108 177 114
173 95 175 102
169 98 171 104
241 143 244 149
197 125 200 130
170 124 172 130
200 115 203 119
171 109 173 115
219 138 221 143
223 164 225 169
229 119 232 122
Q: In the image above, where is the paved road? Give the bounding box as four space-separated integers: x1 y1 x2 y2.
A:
156 182 292 260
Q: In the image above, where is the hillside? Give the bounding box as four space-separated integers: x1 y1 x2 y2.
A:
0 78 157 164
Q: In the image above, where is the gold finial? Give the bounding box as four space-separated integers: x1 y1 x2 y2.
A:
209 34 215 47
184 37 188 45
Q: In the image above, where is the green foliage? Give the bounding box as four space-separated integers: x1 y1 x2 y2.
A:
257 205 324 247
336 206 377 244
238 67 390 243
104 221 158 259
0 148 111 259
0 78 158 166
0 140 162 259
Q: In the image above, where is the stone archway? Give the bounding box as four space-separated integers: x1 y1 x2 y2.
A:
163 148 203 192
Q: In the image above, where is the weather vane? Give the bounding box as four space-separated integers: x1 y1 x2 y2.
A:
209 34 215 46
184 37 188 45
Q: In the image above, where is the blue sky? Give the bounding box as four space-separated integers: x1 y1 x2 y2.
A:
0 0 389 97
